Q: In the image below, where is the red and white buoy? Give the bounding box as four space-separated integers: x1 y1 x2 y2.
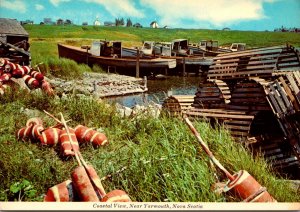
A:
71 166 100 201
74 125 108 147
60 128 79 156
41 80 54 96
17 125 34 141
31 124 44 141
22 74 40 89
44 180 77 202
101 190 132 202
4 62 16 73
39 128 61 145
225 170 277 202
0 73 12 83
26 117 43 127
30 70 44 82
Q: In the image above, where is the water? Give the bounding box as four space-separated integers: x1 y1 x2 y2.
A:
107 76 204 108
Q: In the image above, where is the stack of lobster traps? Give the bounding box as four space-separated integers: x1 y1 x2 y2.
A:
164 44 300 177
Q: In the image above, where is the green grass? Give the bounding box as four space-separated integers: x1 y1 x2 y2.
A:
25 24 300 48
0 89 299 202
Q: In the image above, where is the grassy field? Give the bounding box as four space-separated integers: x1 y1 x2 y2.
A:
0 24 300 202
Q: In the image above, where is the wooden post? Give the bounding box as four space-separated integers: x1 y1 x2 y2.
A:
183 57 186 76
136 48 140 78
143 76 147 89
164 67 168 76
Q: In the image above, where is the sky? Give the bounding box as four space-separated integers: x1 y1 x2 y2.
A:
0 0 299 31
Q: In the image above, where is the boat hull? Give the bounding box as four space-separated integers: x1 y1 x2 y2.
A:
57 44 176 69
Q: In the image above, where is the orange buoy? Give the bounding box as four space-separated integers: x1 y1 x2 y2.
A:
74 125 108 147
84 165 106 199
44 180 77 202
30 70 44 82
0 73 12 83
71 166 99 201
225 170 276 202
41 80 54 96
60 128 79 156
101 190 132 202
17 125 33 141
22 74 40 89
26 117 43 127
31 124 44 141
39 128 61 145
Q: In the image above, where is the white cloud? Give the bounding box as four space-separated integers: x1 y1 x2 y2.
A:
1 0 27 13
49 0 71 7
141 0 275 27
35 4 44 11
83 0 145 18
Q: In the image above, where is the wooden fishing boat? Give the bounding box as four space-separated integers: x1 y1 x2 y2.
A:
57 42 177 70
139 40 214 66
189 40 246 57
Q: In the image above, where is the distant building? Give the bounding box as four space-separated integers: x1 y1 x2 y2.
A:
150 21 158 28
223 27 230 31
94 17 100 26
133 23 142 28
64 19 72 25
44 18 55 25
56 19 63 25
163 25 169 29
104 21 115 26
82 22 88 26
20 20 33 25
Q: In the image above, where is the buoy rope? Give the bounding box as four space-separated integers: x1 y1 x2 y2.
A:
183 115 235 181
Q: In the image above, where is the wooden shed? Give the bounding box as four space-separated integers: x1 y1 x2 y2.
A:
0 18 30 65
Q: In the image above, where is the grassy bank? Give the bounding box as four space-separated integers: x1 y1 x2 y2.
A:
0 89 299 202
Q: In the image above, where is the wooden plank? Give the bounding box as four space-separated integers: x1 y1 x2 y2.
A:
208 69 273 77
278 76 300 111
269 84 287 113
231 93 266 98
232 87 263 92
229 131 249 136
185 111 254 120
286 74 300 102
214 46 284 60
265 89 283 115
225 125 251 131
274 81 293 111
293 72 300 85
189 108 247 115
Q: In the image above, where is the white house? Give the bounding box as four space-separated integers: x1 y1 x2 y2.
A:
150 21 158 28
94 16 100 26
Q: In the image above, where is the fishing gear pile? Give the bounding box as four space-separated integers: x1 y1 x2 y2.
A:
0 58 54 96
16 113 108 158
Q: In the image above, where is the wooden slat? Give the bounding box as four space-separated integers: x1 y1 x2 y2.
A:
278 76 300 111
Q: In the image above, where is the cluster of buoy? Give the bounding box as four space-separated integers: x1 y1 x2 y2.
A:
42 113 131 202
16 117 109 158
0 58 54 96
44 172 132 202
